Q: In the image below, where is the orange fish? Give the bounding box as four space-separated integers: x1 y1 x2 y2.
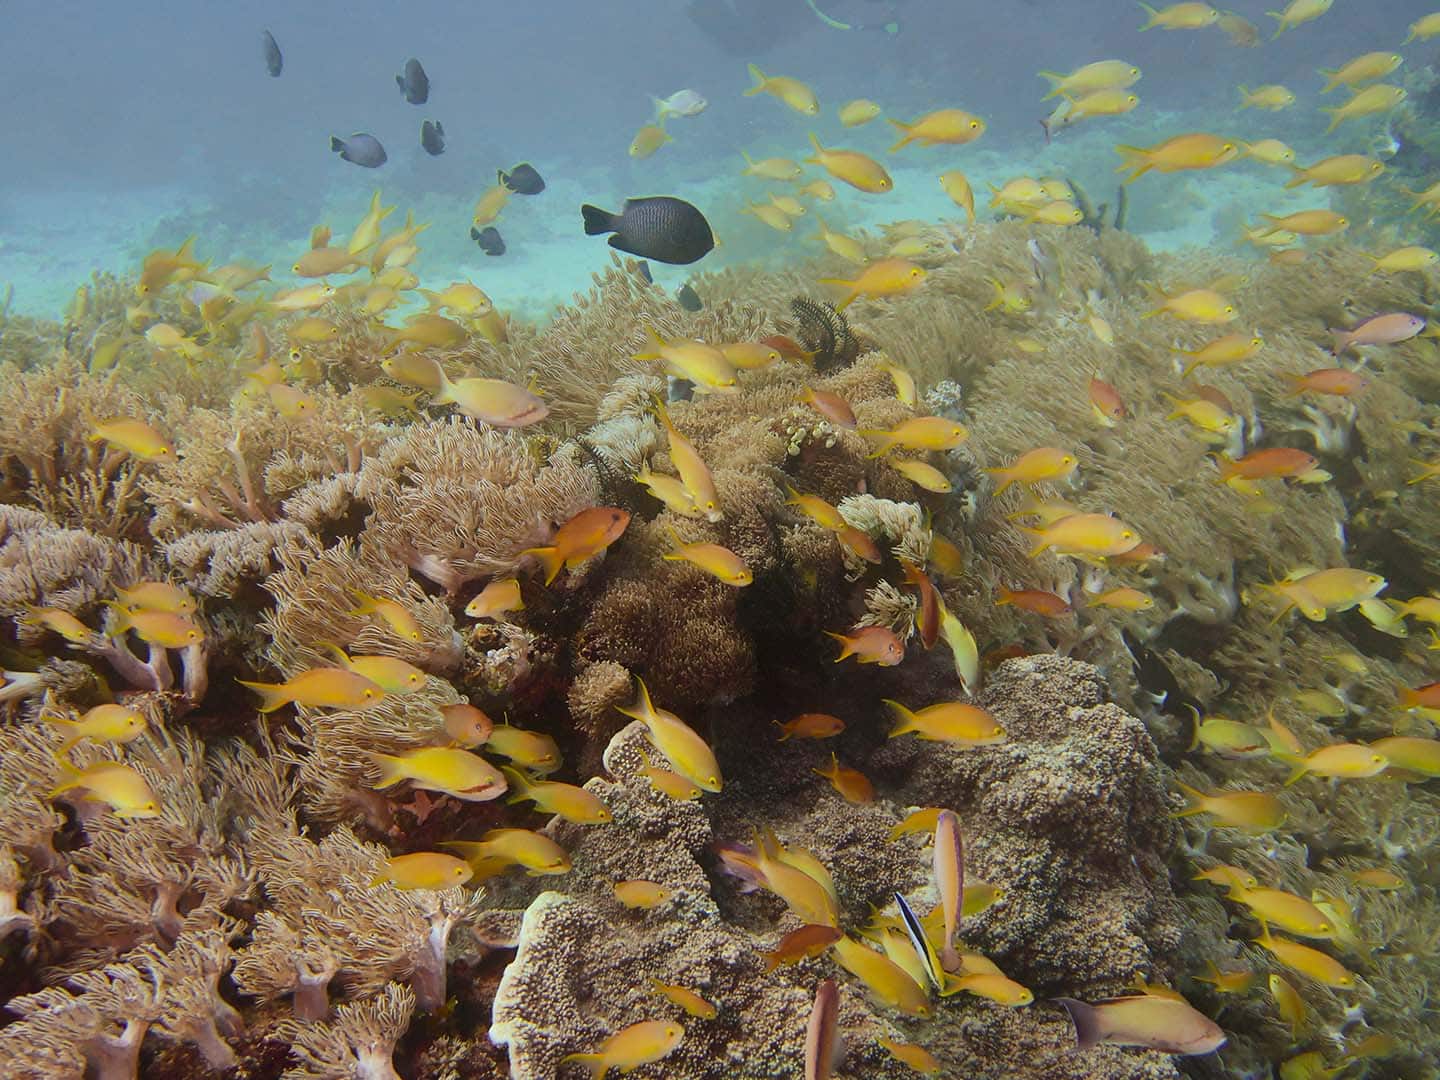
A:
814 752 875 803
901 560 940 649
800 388 857 429
777 713 846 740
761 924 843 971
997 586 1072 616
825 626 904 665
1088 376 1128 426
1215 447 1321 482
521 507 631 585
1285 368 1371 396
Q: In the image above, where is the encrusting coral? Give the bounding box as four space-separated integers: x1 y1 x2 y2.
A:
2 180 1439 1079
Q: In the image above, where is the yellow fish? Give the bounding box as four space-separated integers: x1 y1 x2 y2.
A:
860 415 966 456
797 179 836 201
986 447 1078 494
346 190 394 254
740 201 793 231
1229 886 1334 937
1239 138 1296 166
832 935 931 1016
629 123 671 159
806 133 893 193
615 879 673 909
887 109 986 151
820 257 926 310
318 644 426 694
49 759 160 818
45 703 147 753
633 326 738 392
114 581 195 615
891 458 952 493
432 372 548 428
636 748 702 801
1368 736 1440 777
561 1020 684 1079
939 171 976 224
465 578 524 620
1286 155 1384 189
1138 2 1221 31
89 418 174 461
1174 332 1263 376
878 1038 941 1074
1282 743 1387 785
1269 0 1332 37
884 700 1005 745
1238 84 1296 110
1144 287 1235 323
663 528 752 586
22 606 94 644
740 152 803 180
269 282 336 311
1367 246 1439 274
1023 513 1140 558
744 64 818 114
349 590 424 642
1269 973 1306 1036
418 282 492 316
106 606 202 648
1089 587 1155 611
1321 51 1402 93
1173 782 1284 830
890 807 944 840
1405 12 1440 42
944 971 1034 1005
503 767 611 824
371 852 473 890
369 746 506 801
445 829 570 874
440 703 494 748
239 667 383 712
1116 133 1237 182
484 725 561 774
813 214 866 263
472 183 511 227
839 98 883 126
1061 89 1141 121
1038 60 1142 99
649 979 717 1019
1255 924 1354 988
1321 84 1405 132
618 678 723 792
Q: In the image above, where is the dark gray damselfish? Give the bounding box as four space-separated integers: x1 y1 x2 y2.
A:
420 120 445 156
396 58 429 104
499 163 545 195
261 29 282 77
581 197 714 265
330 133 387 168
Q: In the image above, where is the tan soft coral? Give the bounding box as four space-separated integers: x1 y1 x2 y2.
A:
355 416 599 592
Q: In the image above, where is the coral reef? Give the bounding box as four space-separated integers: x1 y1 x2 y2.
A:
3 178 1440 1080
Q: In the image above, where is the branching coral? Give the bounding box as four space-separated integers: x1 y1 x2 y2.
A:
275 982 416 1080
355 417 599 592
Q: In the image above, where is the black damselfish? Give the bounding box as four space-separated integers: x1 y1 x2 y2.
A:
471 226 505 256
581 197 714 265
420 120 445 156
499 163 545 195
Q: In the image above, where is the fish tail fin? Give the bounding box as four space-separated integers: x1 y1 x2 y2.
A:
808 132 824 156
744 63 767 95
1170 780 1206 817
1328 329 1351 355
237 679 293 713
1055 997 1102 1048
886 118 913 154
1037 71 1065 99
856 430 895 458
519 545 564 585
1320 108 1342 134
581 204 618 236
101 600 134 635
329 135 345 154
1183 703 1202 751
823 631 854 662
366 751 408 789
1282 761 1308 786
882 698 916 737
315 641 353 668
1399 687 1419 710
501 765 533 803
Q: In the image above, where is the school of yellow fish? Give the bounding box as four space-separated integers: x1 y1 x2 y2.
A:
18 1 1440 1076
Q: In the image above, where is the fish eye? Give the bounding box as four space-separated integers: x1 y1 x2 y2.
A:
363 689 376 699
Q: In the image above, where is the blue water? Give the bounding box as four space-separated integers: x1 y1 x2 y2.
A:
2 1 1436 317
